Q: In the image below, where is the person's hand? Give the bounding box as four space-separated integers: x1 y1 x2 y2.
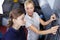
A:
50 25 59 35
50 14 56 21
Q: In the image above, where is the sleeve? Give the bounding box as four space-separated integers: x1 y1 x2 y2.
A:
35 12 40 22
35 12 40 19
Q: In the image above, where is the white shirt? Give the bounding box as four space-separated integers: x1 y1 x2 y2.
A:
24 12 40 40
0 0 4 14
38 0 47 7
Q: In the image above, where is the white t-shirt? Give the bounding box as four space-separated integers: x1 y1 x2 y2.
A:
38 0 47 7
0 0 4 14
24 12 40 40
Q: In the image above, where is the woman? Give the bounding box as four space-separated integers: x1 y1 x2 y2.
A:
4 9 26 40
24 0 59 40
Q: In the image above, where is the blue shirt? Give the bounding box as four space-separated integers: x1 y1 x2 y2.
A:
4 27 26 40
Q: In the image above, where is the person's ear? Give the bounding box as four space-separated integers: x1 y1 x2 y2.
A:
13 19 16 23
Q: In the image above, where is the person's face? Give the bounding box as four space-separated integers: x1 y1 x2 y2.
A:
25 3 34 16
13 14 25 26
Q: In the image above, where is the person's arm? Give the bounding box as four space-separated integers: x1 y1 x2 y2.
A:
28 25 58 35
40 14 56 26
40 18 52 26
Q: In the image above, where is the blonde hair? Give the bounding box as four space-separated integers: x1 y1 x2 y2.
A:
24 0 34 7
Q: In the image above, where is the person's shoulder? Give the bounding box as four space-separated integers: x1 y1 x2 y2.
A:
25 14 28 19
34 12 37 14
34 12 39 17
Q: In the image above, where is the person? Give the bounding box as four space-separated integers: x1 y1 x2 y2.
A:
24 0 59 40
0 0 4 14
4 9 26 40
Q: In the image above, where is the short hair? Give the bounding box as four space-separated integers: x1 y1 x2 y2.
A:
24 0 34 7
